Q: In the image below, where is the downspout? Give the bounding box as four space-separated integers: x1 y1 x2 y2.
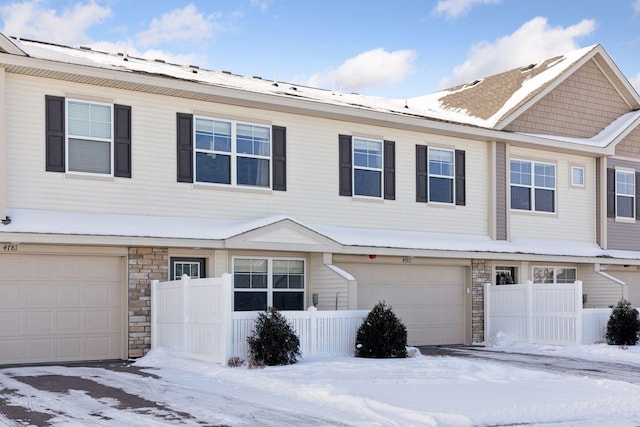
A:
0 66 6 224
595 264 628 301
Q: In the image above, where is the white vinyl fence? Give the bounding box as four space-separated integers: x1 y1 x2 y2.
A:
485 281 584 345
152 275 367 363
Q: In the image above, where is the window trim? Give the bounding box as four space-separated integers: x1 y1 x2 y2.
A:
570 165 585 188
232 256 306 311
428 147 455 204
352 136 384 199
615 168 636 221
170 257 206 280
531 266 577 284
65 98 114 176
194 115 272 189
510 158 557 213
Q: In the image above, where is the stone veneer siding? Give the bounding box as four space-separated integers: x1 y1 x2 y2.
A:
471 259 491 343
128 247 168 358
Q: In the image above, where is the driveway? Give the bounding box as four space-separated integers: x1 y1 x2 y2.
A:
419 345 640 383
2 348 640 426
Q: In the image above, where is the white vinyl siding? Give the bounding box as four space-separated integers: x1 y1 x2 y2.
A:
508 146 595 242
5 73 488 236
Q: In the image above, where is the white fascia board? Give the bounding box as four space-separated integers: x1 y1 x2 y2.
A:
0 53 612 156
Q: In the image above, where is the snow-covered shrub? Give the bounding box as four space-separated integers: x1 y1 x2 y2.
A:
247 307 301 366
606 299 640 346
355 301 407 358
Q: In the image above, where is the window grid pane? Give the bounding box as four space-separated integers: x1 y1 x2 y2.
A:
194 117 271 188
353 138 383 197
233 258 305 311
510 160 555 212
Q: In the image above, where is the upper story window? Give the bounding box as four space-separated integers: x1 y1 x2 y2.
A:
571 166 585 187
67 100 113 174
416 145 465 205
353 137 383 197
339 135 395 200
195 117 271 187
532 266 577 284
510 159 555 213
45 96 132 178
428 148 455 203
616 169 635 219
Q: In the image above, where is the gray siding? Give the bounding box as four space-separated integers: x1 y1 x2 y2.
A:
495 142 507 240
607 158 640 251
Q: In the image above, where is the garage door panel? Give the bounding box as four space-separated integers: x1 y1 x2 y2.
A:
338 263 466 346
26 311 53 332
0 254 124 364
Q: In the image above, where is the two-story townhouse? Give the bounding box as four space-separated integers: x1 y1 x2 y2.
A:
1 33 640 365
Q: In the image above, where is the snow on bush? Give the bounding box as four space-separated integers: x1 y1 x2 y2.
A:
355 301 407 358
606 299 640 346
247 307 301 366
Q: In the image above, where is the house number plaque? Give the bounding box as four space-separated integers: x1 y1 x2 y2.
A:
402 257 412 264
2 243 17 252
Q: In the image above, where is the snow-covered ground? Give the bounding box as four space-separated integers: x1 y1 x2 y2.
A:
3 339 640 426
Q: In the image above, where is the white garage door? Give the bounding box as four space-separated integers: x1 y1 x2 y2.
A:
337 263 467 346
0 253 124 364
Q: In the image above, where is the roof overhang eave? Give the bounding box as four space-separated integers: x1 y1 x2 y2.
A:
0 53 613 156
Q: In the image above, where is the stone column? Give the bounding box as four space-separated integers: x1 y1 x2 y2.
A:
471 259 491 343
128 247 168 358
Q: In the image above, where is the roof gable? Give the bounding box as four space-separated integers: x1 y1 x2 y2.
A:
224 219 342 253
0 34 26 55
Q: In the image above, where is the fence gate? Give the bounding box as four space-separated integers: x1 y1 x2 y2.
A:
484 281 583 345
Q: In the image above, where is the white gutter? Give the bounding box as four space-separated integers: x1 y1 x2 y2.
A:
0 53 617 157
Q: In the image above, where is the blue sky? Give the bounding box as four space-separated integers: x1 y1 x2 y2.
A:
1 0 640 98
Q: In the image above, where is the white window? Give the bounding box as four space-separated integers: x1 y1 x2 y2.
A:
616 170 635 219
429 148 455 203
510 159 556 213
195 117 271 187
353 137 383 197
233 257 305 311
495 266 517 285
67 99 113 174
171 260 204 280
532 266 577 284
571 166 585 187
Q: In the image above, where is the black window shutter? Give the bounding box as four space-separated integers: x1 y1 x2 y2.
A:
114 104 132 178
45 95 65 172
607 168 615 218
416 145 428 202
177 113 193 183
455 149 466 206
383 141 395 200
339 135 352 196
636 172 640 220
272 126 286 191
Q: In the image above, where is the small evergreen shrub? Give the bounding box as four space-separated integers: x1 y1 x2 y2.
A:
355 301 407 358
247 307 301 366
606 299 640 346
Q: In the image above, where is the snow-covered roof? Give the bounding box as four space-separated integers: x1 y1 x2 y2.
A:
2 34 638 149
2 209 639 262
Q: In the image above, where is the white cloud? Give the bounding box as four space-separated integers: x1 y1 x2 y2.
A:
0 0 110 45
135 4 224 48
307 48 417 94
439 16 596 89
634 0 640 13
250 0 272 12
432 0 501 19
